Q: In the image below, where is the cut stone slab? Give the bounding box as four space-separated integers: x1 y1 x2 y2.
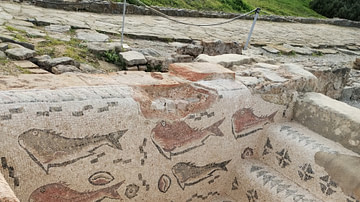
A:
169 62 235 81
271 44 293 55
119 51 147 66
252 68 288 83
45 24 71 33
0 51 6 59
201 40 243 56
337 48 360 56
75 29 109 42
195 54 252 68
86 42 123 55
262 45 280 54
283 44 314 55
42 57 77 70
30 55 51 67
49 33 71 42
5 48 35 60
51 65 80 74
0 43 8 51
13 60 38 69
305 65 350 99
254 63 279 70
136 48 161 57
7 19 34 27
347 46 360 51
11 25 46 37
294 92 360 154
236 76 263 87
79 63 101 74
0 35 34 50
316 49 338 54
26 68 50 74
176 44 204 57
172 54 193 63
354 58 360 70
127 66 139 71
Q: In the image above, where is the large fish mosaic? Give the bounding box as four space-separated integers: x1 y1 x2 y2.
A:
18 128 128 174
133 83 218 120
231 108 277 139
151 118 225 159
172 160 231 190
28 181 124 202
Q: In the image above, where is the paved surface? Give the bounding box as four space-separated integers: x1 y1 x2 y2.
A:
0 2 359 46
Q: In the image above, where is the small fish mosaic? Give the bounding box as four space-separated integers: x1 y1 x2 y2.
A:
18 128 128 173
151 118 225 159
231 108 277 139
172 160 231 190
29 181 124 202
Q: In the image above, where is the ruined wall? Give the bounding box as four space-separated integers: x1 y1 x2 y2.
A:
0 64 287 201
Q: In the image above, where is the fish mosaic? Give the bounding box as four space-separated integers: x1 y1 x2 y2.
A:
18 128 128 174
28 181 124 202
172 160 231 190
231 108 277 139
151 118 225 159
88 171 115 186
133 84 218 120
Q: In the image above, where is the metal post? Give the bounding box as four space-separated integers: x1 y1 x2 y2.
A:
244 8 260 50
120 0 127 49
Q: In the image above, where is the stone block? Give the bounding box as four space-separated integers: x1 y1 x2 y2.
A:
201 40 242 56
51 65 81 74
0 51 6 59
43 57 77 70
195 54 252 68
119 51 147 66
5 48 35 60
75 29 109 42
172 54 193 63
79 63 102 74
354 58 360 70
169 62 235 81
13 60 38 69
176 44 204 57
86 42 123 55
0 43 8 52
305 65 351 99
294 92 360 154
26 68 50 74
262 45 280 54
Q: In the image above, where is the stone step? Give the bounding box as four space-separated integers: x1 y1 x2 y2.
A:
259 122 359 201
233 159 321 202
294 92 360 154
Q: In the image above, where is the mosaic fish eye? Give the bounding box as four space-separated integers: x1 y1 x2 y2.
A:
39 187 46 193
32 130 39 136
161 121 166 127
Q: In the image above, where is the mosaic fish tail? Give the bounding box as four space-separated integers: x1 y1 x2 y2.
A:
205 118 225 136
217 159 231 171
102 180 125 200
268 111 277 122
106 130 128 150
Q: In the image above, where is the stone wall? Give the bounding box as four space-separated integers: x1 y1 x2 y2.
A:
0 63 287 201
32 0 360 28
